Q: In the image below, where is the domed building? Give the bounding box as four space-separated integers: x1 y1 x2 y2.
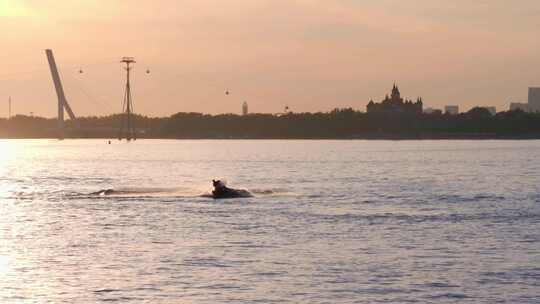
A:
367 84 423 114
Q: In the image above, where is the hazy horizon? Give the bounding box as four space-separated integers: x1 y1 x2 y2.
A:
1 0 540 118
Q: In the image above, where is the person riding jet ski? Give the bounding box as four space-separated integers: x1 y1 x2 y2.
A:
212 179 252 199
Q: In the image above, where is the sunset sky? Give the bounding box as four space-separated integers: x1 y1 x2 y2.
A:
1 0 539 117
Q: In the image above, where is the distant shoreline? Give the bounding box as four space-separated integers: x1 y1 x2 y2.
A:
2 134 540 140
2 109 540 140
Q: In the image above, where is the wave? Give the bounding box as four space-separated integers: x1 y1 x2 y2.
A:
87 187 177 197
249 188 298 197
434 193 508 203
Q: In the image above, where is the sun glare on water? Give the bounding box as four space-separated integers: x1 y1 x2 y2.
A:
0 141 18 280
0 140 17 162
0 140 17 197
0 254 12 277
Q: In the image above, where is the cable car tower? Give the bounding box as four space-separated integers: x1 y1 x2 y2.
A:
119 57 136 141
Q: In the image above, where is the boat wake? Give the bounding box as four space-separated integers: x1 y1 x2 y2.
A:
81 186 295 200
2 186 298 202
80 187 198 199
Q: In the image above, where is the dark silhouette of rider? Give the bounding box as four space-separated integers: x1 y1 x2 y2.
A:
213 180 233 197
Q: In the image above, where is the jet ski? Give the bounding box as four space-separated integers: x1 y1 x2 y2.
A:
212 179 252 199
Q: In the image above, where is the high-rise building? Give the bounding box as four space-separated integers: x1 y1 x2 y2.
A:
242 101 248 116
444 105 459 115
508 87 540 112
528 87 540 112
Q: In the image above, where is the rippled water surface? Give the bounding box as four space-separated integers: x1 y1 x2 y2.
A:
0 139 539 303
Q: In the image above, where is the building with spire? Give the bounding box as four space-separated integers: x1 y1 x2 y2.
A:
367 84 423 114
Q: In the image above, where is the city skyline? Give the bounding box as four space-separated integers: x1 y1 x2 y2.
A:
1 0 540 118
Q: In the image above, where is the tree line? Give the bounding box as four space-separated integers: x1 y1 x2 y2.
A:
1 107 540 139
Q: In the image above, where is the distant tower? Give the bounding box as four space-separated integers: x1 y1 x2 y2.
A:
242 101 248 115
8 96 11 119
119 57 136 141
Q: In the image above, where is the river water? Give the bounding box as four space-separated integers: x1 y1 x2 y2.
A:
0 139 538 303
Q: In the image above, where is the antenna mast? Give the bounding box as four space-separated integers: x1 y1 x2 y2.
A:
8 96 11 119
119 57 136 141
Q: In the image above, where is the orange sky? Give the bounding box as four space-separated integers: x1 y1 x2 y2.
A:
0 0 539 117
